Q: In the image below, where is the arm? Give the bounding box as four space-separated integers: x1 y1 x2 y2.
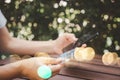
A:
0 27 56 55
0 27 77 55
0 62 21 80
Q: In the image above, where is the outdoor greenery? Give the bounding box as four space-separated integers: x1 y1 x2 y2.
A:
0 0 120 56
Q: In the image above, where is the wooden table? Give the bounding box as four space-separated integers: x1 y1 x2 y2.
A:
50 55 120 80
1 55 120 80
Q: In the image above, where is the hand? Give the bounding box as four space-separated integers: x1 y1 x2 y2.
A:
53 33 77 54
18 57 64 80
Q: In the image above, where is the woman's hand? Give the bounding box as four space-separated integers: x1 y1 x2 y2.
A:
18 57 64 80
53 33 77 54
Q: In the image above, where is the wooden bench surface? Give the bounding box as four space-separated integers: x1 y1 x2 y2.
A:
0 55 120 80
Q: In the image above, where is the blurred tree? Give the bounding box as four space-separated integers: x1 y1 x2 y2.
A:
0 0 120 55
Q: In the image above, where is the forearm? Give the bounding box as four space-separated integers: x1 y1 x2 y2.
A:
0 62 21 80
5 38 56 55
0 27 58 55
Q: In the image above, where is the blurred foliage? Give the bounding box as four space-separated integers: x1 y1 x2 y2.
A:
0 0 120 55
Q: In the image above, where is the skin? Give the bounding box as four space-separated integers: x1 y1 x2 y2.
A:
0 27 77 55
0 26 77 80
0 57 64 80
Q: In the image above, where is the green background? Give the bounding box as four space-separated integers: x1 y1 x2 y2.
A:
0 0 120 56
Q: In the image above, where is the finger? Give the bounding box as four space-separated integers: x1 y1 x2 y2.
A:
51 62 65 75
65 33 77 42
44 58 63 65
81 44 87 47
50 64 64 72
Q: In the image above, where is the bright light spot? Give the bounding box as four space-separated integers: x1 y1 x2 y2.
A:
52 18 57 29
10 17 14 21
15 1 20 9
1 55 7 60
7 23 12 28
101 0 105 3
103 49 109 54
20 15 26 22
40 8 44 13
103 15 109 20
107 24 112 30
29 0 33 2
116 18 120 22
103 34 107 38
113 24 117 28
33 23 38 27
54 3 59 8
83 20 88 27
111 0 115 3
20 28 26 35
59 0 67 7
73 28 77 32
65 18 70 24
115 45 120 50
70 8 74 13
12 22 16 27
76 24 81 31
18 22 22 28
92 24 96 28
71 14 75 19
81 9 85 14
5 0 11 3
58 30 64 36
65 27 72 32
67 23 75 27
28 22 32 27
106 37 112 46
28 35 34 40
10 31 14 37
67 28 72 32
57 18 63 23
26 0 33 2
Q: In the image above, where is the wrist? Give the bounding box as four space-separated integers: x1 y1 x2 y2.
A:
52 40 63 55
48 40 57 55
11 61 23 78
0 61 22 80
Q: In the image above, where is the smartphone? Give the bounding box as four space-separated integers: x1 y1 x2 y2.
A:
59 31 99 59
72 31 99 48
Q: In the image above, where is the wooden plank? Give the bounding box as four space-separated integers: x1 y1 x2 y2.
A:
49 75 85 80
66 61 120 76
59 68 120 80
12 78 27 80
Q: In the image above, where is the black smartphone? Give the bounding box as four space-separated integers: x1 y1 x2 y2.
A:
72 31 99 48
59 31 99 59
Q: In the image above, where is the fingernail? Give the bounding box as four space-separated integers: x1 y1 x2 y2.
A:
74 38 78 41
